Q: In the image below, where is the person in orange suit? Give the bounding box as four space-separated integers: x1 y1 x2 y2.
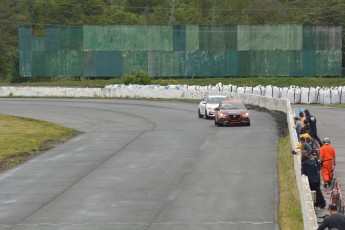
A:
319 138 336 188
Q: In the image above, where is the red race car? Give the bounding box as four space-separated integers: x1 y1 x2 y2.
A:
214 100 251 126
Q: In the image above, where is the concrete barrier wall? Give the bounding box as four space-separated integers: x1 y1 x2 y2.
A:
0 86 318 229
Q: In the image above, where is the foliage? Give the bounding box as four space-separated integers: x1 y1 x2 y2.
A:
121 70 152 85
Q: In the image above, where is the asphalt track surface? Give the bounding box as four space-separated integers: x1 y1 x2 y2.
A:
0 98 279 230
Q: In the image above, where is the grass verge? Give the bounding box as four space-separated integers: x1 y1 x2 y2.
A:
0 114 79 172
278 136 303 229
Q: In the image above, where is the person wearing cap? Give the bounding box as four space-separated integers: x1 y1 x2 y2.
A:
304 109 323 146
319 137 336 187
299 111 305 125
294 116 303 141
301 154 326 209
317 204 345 230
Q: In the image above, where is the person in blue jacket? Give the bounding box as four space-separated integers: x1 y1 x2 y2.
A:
304 109 323 147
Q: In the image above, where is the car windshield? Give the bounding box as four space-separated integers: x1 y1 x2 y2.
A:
207 97 226 104
219 103 246 110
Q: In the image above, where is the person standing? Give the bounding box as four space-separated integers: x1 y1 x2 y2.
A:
319 138 336 188
304 109 323 146
301 154 326 209
317 204 345 230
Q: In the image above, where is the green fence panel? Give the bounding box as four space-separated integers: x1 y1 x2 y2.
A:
173 25 186 51
147 25 161 51
59 26 83 50
315 50 342 76
182 52 226 77
251 25 276 50
54 51 83 76
160 52 179 76
288 51 303 76
19 26 32 51
237 51 251 76
303 25 316 50
45 25 60 51
224 25 237 50
160 26 174 51
32 36 45 51
83 25 107 51
122 51 148 76
225 51 238 76
31 51 46 76
94 51 122 77
19 24 342 77
84 51 96 76
121 26 147 51
186 25 199 51
19 51 32 76
210 26 226 51
199 25 212 51
45 51 60 76
316 26 343 50
276 51 290 76
237 25 250 51
276 25 302 50
250 51 276 76
148 52 160 77
302 50 316 76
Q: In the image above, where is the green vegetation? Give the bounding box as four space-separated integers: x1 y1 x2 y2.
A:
3 76 345 88
0 114 79 172
0 0 344 82
278 136 303 229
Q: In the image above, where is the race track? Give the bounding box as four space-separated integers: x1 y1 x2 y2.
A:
0 99 279 230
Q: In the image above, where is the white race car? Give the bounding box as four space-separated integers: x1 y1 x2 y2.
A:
198 95 227 119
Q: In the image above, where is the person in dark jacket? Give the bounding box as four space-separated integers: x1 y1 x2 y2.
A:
304 109 323 146
301 154 326 209
317 204 345 230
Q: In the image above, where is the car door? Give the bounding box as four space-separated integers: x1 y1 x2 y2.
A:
199 97 207 115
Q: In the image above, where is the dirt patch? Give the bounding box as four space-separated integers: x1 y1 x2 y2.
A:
249 105 288 137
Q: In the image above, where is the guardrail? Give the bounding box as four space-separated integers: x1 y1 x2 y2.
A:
331 174 345 214
0 86 327 229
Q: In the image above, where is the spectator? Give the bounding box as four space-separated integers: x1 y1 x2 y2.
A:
304 109 323 146
300 137 312 155
298 131 311 150
317 204 345 230
299 111 305 125
301 154 326 210
294 117 303 141
300 119 312 136
319 138 336 188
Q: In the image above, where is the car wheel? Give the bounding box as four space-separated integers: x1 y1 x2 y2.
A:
215 119 217 126
247 122 251 126
198 109 203 118
204 109 209 119
217 121 221 127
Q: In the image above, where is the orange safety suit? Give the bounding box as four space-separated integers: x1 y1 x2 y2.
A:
319 144 336 184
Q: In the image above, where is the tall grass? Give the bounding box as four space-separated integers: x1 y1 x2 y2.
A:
278 136 303 229
0 114 79 172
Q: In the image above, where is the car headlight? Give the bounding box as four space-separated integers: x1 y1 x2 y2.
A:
219 113 227 117
242 112 249 117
